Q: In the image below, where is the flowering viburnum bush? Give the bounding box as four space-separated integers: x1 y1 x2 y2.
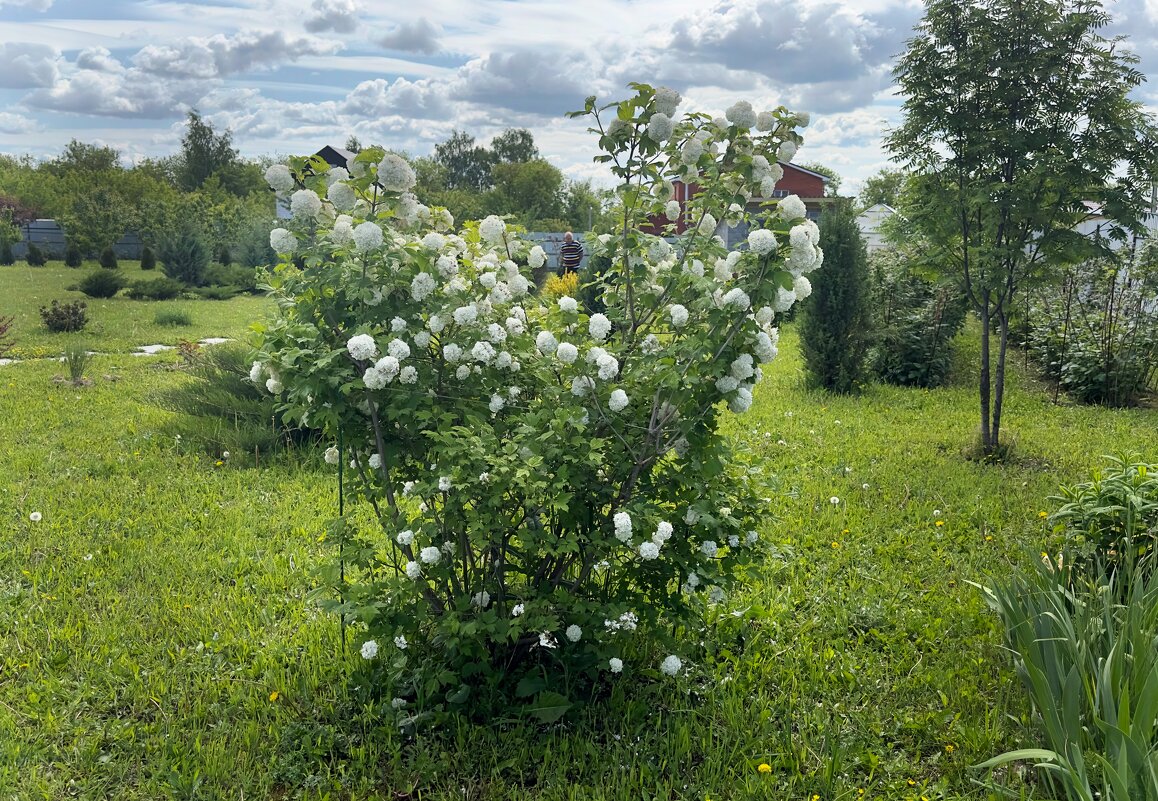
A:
254 84 819 720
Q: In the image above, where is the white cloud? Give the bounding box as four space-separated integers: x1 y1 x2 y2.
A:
0 111 39 133
26 68 210 118
450 50 594 117
343 77 452 120
133 30 342 79
379 17 442 54
305 0 361 34
75 47 125 73
0 43 58 89
0 0 53 9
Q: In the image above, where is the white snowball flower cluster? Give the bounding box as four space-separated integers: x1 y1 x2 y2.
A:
363 355 401 389
471 591 491 608
596 353 619 380
290 189 322 220
360 640 379 660
411 272 436 301
748 229 778 256
558 295 578 314
654 86 681 116
264 164 295 192
556 342 578 364
669 304 689 328
608 389 629 412
778 194 807 222
269 228 296 253
608 657 624 673
328 182 356 211
665 200 681 221
479 215 506 244
324 446 339 465
614 511 632 542
793 275 813 300
647 113 674 143
778 140 798 162
528 245 546 270
394 634 408 649
346 334 377 361
352 221 383 252
536 330 558 355
420 546 442 564
639 541 660 560
405 561 421 579
396 529 415 546
377 153 417 192
421 232 446 251
660 655 683 676
588 313 611 341
756 111 776 131
565 624 582 643
725 100 758 128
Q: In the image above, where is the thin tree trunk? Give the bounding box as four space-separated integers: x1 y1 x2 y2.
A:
979 296 992 453
993 308 1010 454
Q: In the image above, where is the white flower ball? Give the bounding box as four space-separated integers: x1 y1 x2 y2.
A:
778 140 798 162
756 111 776 131
536 330 558 356
411 272 436 301
557 295 578 314
613 511 632 542
778 194 807 222
669 304 689 328
554 342 578 364
608 389 629 412
377 153 416 192
565 624 582 643
748 228 778 256
665 200 681 222
290 189 322 220
639 541 660 560
608 657 624 673
396 530 415 546
324 446 339 465
589 313 611 342
654 86 681 116
265 377 283 394
420 546 441 564
352 221 384 252
528 245 546 269
660 655 683 676
327 182 356 211
265 164 295 192
647 113 674 143
399 365 417 384
360 640 379 660
405 561 421 579
793 275 813 300
346 334 377 361
421 232 446 251
269 228 296 253
478 215 506 244
725 100 758 129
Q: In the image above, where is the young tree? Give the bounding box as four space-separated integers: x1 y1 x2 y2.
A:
433 130 495 192
490 128 539 163
856 167 907 210
176 110 240 192
886 0 1158 457
799 201 873 393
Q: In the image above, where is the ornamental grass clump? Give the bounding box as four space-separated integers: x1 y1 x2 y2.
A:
254 84 820 720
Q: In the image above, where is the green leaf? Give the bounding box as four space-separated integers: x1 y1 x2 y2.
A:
527 691 571 724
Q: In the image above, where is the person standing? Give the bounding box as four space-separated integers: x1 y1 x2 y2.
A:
559 231 583 274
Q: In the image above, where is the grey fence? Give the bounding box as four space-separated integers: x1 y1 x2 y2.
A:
12 219 142 260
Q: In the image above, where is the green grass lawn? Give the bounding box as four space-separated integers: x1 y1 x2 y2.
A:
1 316 1154 800
0 262 272 358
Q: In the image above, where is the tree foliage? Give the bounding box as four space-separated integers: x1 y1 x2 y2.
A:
799 161 842 196
176 110 241 193
856 167 907 210
886 0 1158 456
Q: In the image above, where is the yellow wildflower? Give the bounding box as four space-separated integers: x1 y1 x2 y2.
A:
757 763 772 774
269 691 279 702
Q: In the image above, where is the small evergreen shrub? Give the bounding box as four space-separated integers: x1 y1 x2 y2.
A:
0 314 13 357
159 228 209 285
155 310 193 327
0 239 13 266
141 246 157 271
868 248 967 388
78 269 127 299
799 202 872 393
125 277 186 301
99 246 118 270
25 243 46 266
64 243 83 268
237 219 277 269
39 300 87 332
192 285 242 300
215 244 233 266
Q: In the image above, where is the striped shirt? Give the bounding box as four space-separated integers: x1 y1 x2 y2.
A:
560 239 583 273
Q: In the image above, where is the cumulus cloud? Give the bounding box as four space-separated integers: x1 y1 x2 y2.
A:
75 46 125 73
133 29 341 79
305 0 360 34
0 43 58 89
25 68 209 118
450 50 592 116
0 111 39 133
343 76 451 120
379 18 442 54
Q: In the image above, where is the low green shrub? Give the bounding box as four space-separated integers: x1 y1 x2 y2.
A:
78 269 127 299
202 262 258 292
99 246 118 270
215 244 232 266
39 299 87 332
160 228 209 285
141 245 156 271
25 243 46 266
151 342 318 456
0 239 13 266
63 343 92 384
154 309 192 327
64 243 83 268
236 219 276 268
192 285 242 300
125 276 185 301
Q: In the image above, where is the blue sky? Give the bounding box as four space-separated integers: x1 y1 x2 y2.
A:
1 0 1156 194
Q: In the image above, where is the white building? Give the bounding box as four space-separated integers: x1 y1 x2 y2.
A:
855 204 896 253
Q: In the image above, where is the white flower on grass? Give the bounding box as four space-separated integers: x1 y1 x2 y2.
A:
535 330 558 356
396 530 415 546
726 100 758 128
420 546 441 564
639 541 660 560
489 394 505 414
660 655 683 676
511 603 525 617
647 112 674 142
411 272 436 301
352 221 384 253
528 245 546 269
565 624 582 643
391 697 407 710
290 189 322 220
394 634 408 649
377 154 416 192
608 657 624 673
700 540 719 558
361 640 379 659
347 334 377 361
669 304 689 328
405 561 421 579
665 200 681 221
438 476 452 492
589 313 611 342
471 591 491 608
609 389 629 412
556 342 579 364
830 496 840 505
269 228 296 253
748 228 778 256
778 194 807 221
29 512 42 522
614 511 632 542
328 182 356 211
264 164 295 192
778 140 798 162
558 295 578 314
538 631 557 649
654 86 681 116
479 215 506 244
324 446 339 465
